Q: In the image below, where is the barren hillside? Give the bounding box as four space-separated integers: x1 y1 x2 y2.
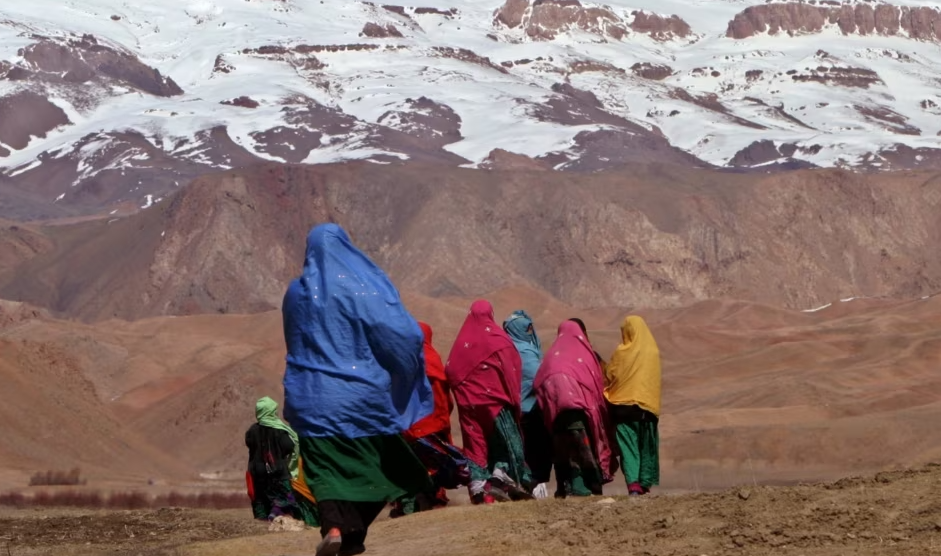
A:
1 291 938 493
2 163 940 322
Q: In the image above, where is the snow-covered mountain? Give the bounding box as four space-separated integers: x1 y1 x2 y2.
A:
2 0 941 218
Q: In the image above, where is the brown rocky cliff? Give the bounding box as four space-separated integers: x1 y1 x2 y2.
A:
629 11 693 40
3 162 940 321
21 36 183 96
727 2 941 41
493 0 690 41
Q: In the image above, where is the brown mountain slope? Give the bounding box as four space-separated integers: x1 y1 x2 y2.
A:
0 332 189 484
2 163 940 322
0 219 53 273
1 292 939 492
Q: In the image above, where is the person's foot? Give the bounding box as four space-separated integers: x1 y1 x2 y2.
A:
471 492 497 505
627 482 644 496
316 528 342 556
531 483 549 500
487 480 512 502
505 477 535 501
490 471 532 501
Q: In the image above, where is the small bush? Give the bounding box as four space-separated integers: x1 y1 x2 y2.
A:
108 491 150 510
0 491 27 508
29 468 86 486
59 490 105 508
0 488 246 510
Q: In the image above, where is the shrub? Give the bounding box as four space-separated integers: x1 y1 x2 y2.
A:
0 488 246 510
0 491 27 508
28 468 86 486
107 491 150 510
59 490 105 508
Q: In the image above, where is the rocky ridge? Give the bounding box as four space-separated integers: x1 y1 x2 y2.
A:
727 2 941 41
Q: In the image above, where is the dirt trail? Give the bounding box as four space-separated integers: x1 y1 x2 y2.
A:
3 464 939 556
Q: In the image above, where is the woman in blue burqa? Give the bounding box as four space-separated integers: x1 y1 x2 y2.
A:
503 310 552 498
283 223 434 556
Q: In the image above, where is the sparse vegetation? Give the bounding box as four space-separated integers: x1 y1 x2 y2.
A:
0 489 246 510
29 468 86 486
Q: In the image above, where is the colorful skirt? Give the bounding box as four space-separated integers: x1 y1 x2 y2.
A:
247 473 319 526
610 404 660 493
299 434 432 503
390 430 470 517
551 409 603 498
467 407 533 501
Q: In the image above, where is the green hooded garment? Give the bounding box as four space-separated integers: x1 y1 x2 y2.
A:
255 396 300 479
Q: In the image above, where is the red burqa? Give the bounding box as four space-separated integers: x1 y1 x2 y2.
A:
533 320 614 482
445 300 523 470
404 322 454 442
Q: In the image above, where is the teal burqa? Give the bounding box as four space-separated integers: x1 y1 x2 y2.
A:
503 310 543 414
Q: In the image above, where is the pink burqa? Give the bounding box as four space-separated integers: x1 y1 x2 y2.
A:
533 320 614 482
445 300 523 470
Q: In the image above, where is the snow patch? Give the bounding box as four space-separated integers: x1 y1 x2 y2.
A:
8 159 42 177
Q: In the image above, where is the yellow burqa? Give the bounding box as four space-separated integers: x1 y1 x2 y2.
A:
604 315 661 416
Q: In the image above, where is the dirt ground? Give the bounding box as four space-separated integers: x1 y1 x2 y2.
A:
2 464 939 556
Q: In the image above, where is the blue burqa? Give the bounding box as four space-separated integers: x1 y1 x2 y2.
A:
503 310 543 414
282 223 433 439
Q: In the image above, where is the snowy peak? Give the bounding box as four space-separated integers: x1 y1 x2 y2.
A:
2 0 941 219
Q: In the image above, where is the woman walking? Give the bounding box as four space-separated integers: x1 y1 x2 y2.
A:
446 300 532 504
245 396 318 526
533 321 615 498
389 321 470 517
503 310 552 497
605 315 662 496
283 223 434 556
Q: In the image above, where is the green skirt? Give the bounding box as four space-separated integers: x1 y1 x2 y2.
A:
468 407 532 488
292 490 320 527
614 420 660 488
299 434 432 503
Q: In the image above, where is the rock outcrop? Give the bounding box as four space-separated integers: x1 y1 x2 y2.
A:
0 91 70 153
220 96 260 109
18 35 183 96
479 148 550 171
376 96 462 148
629 10 693 41
727 3 941 42
494 0 691 42
727 140 821 168
631 62 674 80
360 22 404 38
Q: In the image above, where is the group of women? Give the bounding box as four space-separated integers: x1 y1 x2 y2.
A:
243 224 663 556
